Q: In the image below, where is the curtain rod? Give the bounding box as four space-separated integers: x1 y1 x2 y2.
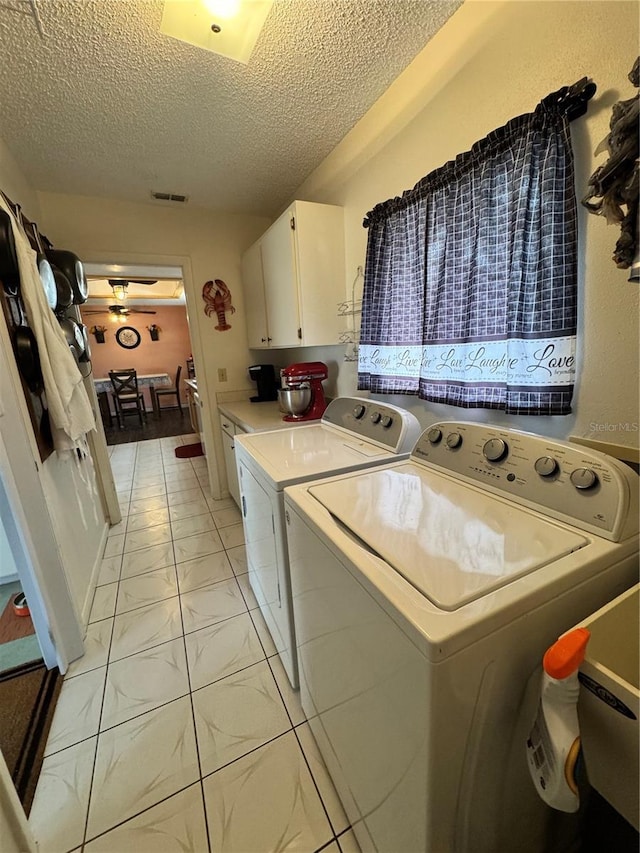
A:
363 78 597 229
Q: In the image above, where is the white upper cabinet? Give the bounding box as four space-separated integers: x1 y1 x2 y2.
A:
260 209 300 347
241 240 269 347
241 200 345 349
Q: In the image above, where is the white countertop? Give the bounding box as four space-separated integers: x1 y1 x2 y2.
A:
217 400 319 433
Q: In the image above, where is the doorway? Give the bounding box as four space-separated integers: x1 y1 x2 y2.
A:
80 264 197 445
0 498 42 674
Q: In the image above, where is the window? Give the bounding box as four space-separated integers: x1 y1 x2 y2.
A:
358 83 593 415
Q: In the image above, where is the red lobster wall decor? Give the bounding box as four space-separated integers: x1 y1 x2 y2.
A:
202 279 235 331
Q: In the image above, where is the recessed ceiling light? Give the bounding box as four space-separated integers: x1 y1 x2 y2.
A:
160 0 274 64
202 0 240 19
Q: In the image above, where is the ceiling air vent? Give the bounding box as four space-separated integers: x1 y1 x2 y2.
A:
150 191 189 203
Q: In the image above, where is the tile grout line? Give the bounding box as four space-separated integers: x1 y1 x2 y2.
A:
163 466 210 683
263 652 341 846
174 503 214 853
77 441 141 850
80 440 191 849
78 589 117 852
42 434 345 852
80 436 138 853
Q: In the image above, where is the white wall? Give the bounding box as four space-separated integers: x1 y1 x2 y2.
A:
37 191 271 496
295 0 640 447
0 137 41 221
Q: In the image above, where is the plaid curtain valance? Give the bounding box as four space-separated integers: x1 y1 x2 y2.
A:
358 84 591 415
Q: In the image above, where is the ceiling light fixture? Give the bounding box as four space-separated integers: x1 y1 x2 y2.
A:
160 0 273 64
202 0 240 19
111 283 128 301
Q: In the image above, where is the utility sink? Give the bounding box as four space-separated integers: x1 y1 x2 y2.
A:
577 584 639 831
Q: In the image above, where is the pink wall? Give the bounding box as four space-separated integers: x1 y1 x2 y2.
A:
81 305 192 408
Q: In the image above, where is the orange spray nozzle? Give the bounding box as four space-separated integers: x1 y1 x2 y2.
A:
543 627 591 680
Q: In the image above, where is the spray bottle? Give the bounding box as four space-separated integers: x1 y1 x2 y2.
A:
526 627 590 812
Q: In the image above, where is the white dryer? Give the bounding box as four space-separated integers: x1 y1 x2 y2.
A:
235 397 421 688
284 422 639 853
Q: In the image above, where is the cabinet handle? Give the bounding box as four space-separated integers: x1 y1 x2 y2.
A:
261 337 267 342
267 337 272 342
242 495 247 517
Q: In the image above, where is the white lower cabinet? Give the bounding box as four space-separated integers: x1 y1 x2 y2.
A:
219 416 241 506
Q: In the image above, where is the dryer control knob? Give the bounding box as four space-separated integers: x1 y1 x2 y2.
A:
535 456 558 477
570 468 599 490
427 427 442 444
483 438 508 462
353 404 366 419
380 415 393 428
370 412 382 424
446 432 462 449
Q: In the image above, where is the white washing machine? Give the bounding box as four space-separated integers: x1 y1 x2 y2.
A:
284 422 639 853
235 397 421 688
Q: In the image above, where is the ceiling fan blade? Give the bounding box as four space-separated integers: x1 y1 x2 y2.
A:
131 309 157 314
107 278 158 286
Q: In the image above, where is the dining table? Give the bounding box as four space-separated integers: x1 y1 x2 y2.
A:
93 372 171 424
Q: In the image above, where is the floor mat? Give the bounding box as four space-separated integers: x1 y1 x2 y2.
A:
175 441 204 458
0 660 61 815
102 407 193 446
0 594 36 644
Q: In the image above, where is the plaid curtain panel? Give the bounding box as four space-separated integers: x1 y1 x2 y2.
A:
358 89 581 415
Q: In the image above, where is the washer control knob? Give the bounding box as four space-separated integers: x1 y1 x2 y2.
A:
570 468 599 490
446 432 462 449
353 404 366 420
427 427 442 444
370 412 382 424
483 438 508 462
534 456 558 477
380 415 393 428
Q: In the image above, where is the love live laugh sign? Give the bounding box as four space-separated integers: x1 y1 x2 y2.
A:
358 336 576 386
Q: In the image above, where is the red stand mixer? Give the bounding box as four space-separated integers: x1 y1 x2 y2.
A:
279 361 328 422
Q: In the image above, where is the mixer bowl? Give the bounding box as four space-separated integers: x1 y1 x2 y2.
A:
278 385 312 416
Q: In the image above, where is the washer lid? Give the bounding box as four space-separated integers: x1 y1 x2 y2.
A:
308 463 588 611
237 424 392 487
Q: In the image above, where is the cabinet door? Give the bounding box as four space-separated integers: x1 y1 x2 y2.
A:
241 241 270 348
221 429 241 506
186 389 198 434
260 210 301 347
238 461 287 658
294 201 345 346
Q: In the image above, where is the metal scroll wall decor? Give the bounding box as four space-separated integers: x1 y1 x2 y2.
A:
202 279 235 330
583 57 639 281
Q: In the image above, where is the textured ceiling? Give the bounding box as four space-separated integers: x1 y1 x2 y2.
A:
0 0 462 215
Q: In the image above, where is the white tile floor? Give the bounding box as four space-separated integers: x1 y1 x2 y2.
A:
29 434 361 853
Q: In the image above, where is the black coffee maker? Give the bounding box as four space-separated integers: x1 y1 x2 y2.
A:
248 364 279 402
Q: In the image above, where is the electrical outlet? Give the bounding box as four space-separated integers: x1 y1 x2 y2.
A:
218 368 227 382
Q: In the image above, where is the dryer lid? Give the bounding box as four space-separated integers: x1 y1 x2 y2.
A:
237 424 392 488
308 463 588 611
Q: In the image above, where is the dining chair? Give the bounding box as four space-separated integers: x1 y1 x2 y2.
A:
152 365 183 418
109 369 146 428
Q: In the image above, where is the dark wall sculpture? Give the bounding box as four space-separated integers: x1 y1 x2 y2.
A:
583 58 639 278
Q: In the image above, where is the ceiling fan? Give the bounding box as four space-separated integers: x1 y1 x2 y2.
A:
83 304 158 316
83 279 158 315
